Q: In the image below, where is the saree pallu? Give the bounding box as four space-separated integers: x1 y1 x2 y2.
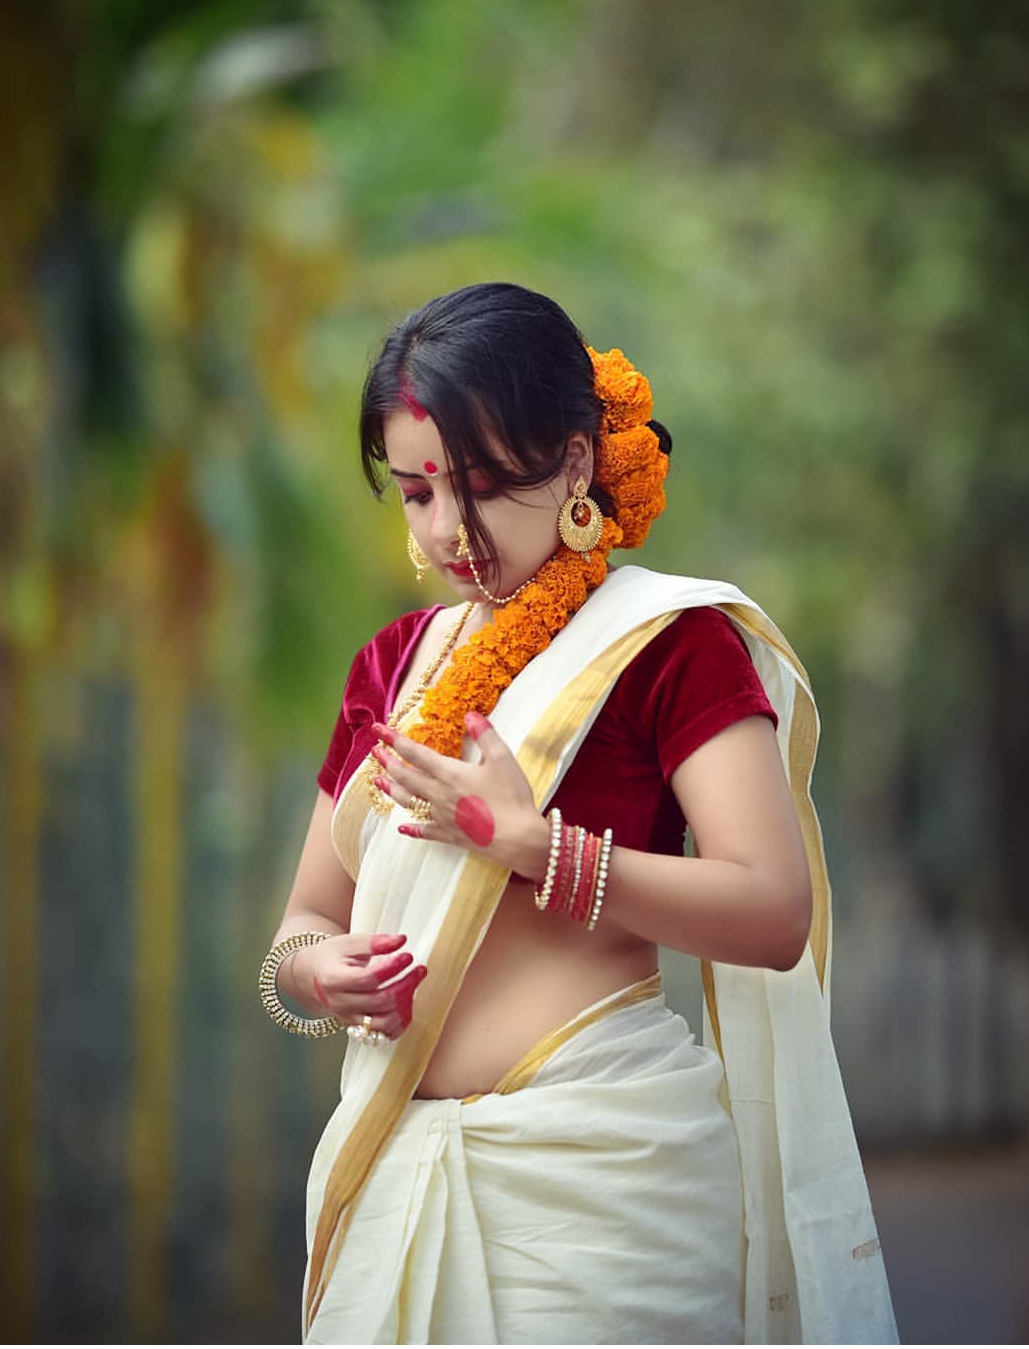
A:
305 978 744 1346
303 567 898 1344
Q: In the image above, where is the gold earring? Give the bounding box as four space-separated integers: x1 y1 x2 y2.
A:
407 529 430 583
558 477 603 555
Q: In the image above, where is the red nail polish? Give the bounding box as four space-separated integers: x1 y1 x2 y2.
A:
465 711 490 739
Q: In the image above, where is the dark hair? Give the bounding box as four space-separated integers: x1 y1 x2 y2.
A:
360 282 670 583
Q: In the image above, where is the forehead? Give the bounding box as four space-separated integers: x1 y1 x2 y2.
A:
383 408 513 476
383 409 447 471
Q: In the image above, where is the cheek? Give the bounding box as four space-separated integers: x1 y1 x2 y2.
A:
489 502 557 564
454 795 495 848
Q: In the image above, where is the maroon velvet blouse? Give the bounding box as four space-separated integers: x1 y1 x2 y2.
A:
318 604 776 857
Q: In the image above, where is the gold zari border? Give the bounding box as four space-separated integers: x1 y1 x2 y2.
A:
464 972 664 1103
305 612 680 1331
700 603 831 1062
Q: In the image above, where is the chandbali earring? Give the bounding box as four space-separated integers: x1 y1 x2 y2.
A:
456 524 536 605
558 477 604 557
407 529 430 583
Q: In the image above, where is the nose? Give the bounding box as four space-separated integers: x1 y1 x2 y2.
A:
430 489 463 554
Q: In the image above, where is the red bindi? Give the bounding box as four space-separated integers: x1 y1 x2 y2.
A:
423 460 438 476
454 795 495 848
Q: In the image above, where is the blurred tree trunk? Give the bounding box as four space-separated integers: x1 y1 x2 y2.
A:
0 3 72 1332
0 647 42 1341
120 452 211 1337
125 615 188 1339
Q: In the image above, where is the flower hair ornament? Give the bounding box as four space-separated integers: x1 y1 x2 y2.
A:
379 348 668 767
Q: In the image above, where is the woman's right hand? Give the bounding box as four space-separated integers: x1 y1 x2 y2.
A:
291 933 427 1040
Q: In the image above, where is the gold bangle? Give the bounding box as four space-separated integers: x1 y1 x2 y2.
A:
258 931 343 1038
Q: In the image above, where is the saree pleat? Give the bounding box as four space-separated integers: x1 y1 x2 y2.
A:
306 985 743 1345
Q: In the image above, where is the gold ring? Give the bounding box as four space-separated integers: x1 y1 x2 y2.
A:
361 1015 372 1031
407 796 433 823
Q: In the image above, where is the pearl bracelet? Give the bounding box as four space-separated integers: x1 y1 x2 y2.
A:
586 828 614 932
534 808 564 910
258 931 343 1038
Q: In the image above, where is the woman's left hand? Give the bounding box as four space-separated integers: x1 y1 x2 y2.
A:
369 712 550 879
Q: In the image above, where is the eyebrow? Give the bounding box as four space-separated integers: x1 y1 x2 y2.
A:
389 465 493 483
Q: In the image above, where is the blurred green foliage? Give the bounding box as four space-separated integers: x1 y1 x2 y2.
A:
2 0 1028 1340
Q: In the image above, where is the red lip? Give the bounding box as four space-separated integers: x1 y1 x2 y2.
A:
446 561 475 578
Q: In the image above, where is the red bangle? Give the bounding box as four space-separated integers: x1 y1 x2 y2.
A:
548 823 577 914
570 831 600 923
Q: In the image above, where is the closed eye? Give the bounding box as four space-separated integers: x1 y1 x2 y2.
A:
401 491 432 506
467 470 497 497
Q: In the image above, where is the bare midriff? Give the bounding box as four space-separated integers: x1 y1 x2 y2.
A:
387 602 659 1101
413 881 658 1099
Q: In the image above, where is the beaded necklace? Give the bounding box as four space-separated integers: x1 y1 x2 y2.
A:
366 601 474 813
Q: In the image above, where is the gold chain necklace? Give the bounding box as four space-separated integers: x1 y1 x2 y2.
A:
365 600 475 814
457 524 536 605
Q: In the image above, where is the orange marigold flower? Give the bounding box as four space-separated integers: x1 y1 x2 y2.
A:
401 346 668 759
588 347 653 431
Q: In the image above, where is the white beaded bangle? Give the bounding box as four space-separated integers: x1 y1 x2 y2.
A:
534 808 563 911
569 825 586 916
586 828 614 932
258 931 343 1038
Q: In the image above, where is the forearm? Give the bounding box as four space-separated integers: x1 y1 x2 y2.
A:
599 846 811 971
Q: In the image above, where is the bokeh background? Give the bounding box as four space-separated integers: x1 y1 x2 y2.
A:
2 0 1028 1342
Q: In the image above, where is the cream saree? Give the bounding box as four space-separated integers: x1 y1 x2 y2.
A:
303 566 898 1345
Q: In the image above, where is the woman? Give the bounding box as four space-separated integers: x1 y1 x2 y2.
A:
263 283 897 1344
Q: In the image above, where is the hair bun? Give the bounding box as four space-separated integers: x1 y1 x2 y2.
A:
648 419 673 457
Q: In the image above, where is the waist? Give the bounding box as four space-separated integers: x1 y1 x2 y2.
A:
410 970 704 1106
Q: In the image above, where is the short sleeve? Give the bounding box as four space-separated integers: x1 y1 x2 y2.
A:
316 607 441 799
626 607 778 780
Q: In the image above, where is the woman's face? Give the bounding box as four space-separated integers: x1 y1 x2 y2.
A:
384 409 591 605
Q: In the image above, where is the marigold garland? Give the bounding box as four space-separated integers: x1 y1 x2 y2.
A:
404 347 668 758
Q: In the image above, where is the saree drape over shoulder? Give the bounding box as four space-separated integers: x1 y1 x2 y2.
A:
303 567 898 1346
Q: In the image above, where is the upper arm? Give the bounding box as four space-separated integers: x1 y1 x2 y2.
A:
279 789 356 933
670 715 811 909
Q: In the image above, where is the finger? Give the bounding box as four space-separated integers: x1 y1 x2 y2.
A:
347 965 427 1017
371 723 447 776
366 951 414 983
370 747 437 799
392 968 426 1023
463 711 508 761
371 766 436 814
369 932 408 955
312 975 336 1012
344 932 407 961
398 821 450 843
336 964 400 995
371 775 438 824
383 963 428 1002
